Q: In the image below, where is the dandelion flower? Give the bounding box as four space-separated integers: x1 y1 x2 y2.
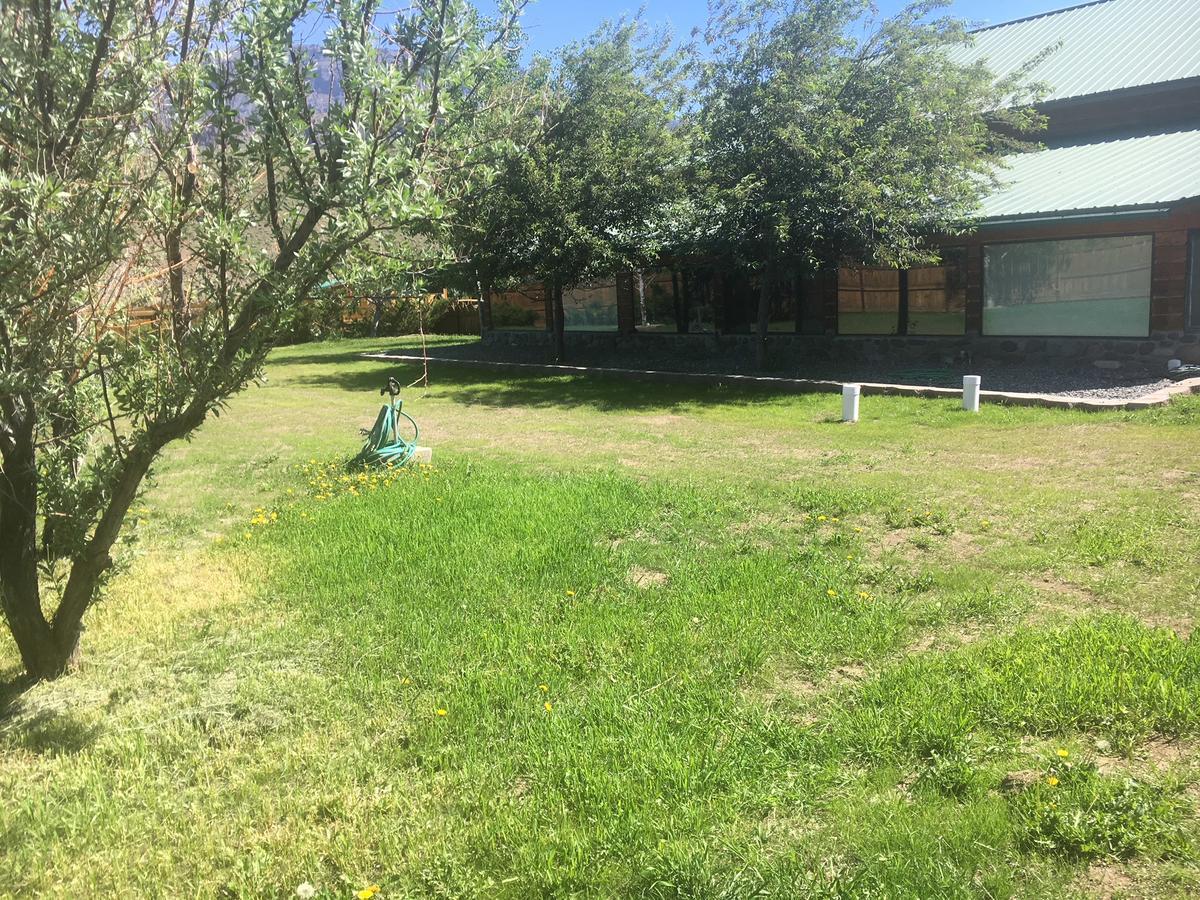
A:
436 708 448 717
858 591 871 600
1046 775 1059 786
295 884 317 899
357 886 380 900
565 590 576 597
400 677 411 686
539 684 549 693
544 701 553 712
826 589 838 597
1056 748 1069 758
816 515 827 522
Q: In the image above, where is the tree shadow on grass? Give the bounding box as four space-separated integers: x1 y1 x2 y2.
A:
280 351 797 414
0 670 101 756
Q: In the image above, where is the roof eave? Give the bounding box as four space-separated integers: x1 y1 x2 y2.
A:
977 203 1178 228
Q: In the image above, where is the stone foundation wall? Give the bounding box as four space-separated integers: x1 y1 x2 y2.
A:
483 329 1200 369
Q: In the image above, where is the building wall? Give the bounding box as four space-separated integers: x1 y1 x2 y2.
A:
951 200 1200 337
482 201 1200 365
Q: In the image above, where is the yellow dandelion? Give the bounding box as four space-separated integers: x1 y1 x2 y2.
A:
544 701 553 712
436 708 448 717
1056 748 1069 758
539 683 549 693
565 590 576 597
816 515 827 522
827 589 838 597
357 886 380 900
858 591 871 599
1046 776 1059 786
980 519 992 529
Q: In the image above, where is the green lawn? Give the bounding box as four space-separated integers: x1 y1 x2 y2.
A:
2 337 1199 898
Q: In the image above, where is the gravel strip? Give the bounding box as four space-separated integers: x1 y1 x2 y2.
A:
394 341 1177 401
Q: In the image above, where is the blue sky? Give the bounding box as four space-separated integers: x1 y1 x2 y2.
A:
506 0 1062 55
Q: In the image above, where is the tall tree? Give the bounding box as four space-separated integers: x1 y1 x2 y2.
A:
459 19 687 361
0 0 525 680
697 0 1045 367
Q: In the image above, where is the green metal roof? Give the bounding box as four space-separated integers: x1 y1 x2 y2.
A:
979 128 1200 221
949 0 1200 103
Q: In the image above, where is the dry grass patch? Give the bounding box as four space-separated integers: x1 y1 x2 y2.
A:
627 565 669 588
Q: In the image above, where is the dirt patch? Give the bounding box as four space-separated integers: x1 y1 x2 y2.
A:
1028 572 1194 638
511 775 532 799
873 528 978 567
778 663 868 698
1028 573 1105 617
999 769 1041 795
628 565 669 589
905 625 986 655
1096 736 1199 776
753 662 870 726
604 528 660 550
1075 862 1137 899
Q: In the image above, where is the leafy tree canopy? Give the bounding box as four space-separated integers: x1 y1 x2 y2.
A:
0 0 525 679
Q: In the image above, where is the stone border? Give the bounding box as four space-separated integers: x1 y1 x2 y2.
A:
364 353 1200 412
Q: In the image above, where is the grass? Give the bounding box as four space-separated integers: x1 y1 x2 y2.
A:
2 336 1199 897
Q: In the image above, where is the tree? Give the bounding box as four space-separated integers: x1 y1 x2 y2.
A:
697 0 1045 367
458 19 688 361
0 0 525 680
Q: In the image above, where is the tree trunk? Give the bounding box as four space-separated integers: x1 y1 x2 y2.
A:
794 265 807 334
371 298 383 337
478 280 493 333
676 269 691 334
755 270 772 370
0 409 68 679
551 281 566 363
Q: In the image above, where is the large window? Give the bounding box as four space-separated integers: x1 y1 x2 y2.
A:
563 279 619 331
491 285 545 330
838 267 899 334
907 248 967 335
837 250 966 336
983 235 1152 337
1188 231 1200 332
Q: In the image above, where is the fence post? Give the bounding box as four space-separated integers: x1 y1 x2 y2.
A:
842 383 861 423
963 375 981 412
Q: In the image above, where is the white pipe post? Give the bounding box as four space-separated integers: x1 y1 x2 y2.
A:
962 375 981 413
842 383 861 423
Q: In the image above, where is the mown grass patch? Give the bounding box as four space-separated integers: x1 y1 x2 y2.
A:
2 339 1198 897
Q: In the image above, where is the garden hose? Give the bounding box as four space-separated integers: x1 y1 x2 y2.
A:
354 398 420 468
